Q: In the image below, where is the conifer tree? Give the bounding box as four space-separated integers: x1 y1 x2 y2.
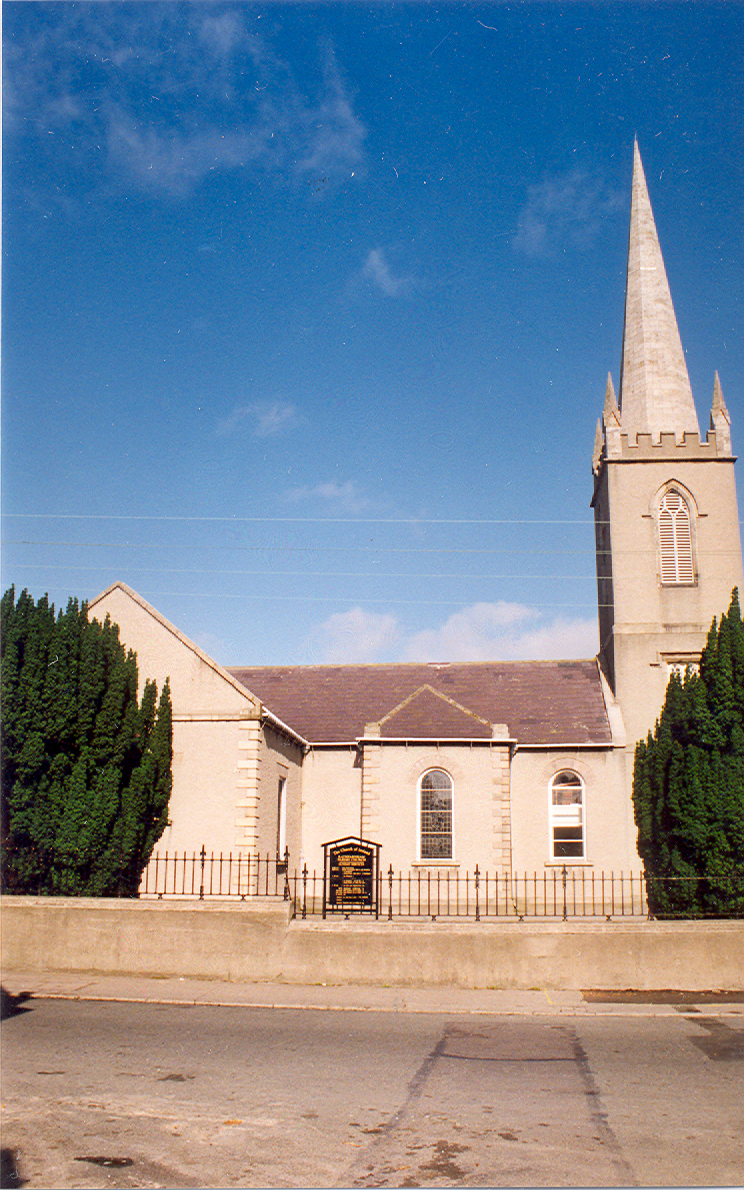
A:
633 589 744 917
1 587 172 895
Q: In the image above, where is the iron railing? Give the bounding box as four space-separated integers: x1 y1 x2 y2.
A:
140 847 291 901
140 850 744 918
141 850 649 918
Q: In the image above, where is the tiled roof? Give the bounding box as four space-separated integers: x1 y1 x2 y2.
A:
227 660 612 746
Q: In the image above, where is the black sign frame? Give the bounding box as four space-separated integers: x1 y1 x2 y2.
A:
322 836 381 919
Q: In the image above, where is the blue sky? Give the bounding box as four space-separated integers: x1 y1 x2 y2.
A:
3 1 743 666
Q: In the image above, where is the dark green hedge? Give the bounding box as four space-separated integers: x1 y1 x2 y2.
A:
1 587 172 896
633 590 744 918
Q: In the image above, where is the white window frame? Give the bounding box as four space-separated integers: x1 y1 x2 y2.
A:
658 488 695 585
548 770 585 860
417 768 454 861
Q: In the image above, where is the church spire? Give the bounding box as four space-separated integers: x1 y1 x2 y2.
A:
618 140 700 441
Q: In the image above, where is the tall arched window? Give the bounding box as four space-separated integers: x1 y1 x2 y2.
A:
658 489 694 584
419 769 453 860
549 770 584 859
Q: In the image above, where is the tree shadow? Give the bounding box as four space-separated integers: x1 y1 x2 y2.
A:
0 1147 28 1187
0 987 34 1021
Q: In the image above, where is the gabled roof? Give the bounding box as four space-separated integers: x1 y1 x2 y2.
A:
376 684 495 739
88 582 305 743
89 581 257 705
227 659 613 746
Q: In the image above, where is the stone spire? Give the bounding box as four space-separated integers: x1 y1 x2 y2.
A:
710 370 733 455
618 140 700 441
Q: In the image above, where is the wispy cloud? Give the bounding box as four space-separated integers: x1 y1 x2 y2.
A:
306 600 598 664
198 11 244 56
513 169 623 257
283 480 370 514
307 607 401 664
360 248 414 298
216 400 298 438
4 5 366 202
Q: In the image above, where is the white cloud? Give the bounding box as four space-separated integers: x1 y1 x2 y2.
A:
307 607 401 664
216 400 297 438
360 248 414 297
503 617 600 661
107 114 270 197
513 169 624 257
294 48 366 177
305 600 598 665
283 480 370 514
198 11 244 56
4 5 366 201
402 602 598 662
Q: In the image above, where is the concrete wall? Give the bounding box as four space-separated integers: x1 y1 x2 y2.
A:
3 898 742 991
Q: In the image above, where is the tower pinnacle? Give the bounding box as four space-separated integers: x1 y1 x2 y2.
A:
618 140 700 442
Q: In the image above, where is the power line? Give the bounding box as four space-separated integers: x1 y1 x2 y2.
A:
82 589 608 607
11 564 597 579
2 513 601 525
5 540 741 557
3 538 603 554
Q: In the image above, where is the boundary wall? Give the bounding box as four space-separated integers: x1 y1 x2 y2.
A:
2 898 743 991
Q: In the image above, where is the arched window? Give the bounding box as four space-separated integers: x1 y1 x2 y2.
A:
419 769 453 860
658 489 694 584
549 771 584 859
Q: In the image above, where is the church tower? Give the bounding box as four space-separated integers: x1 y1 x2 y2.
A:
591 141 744 753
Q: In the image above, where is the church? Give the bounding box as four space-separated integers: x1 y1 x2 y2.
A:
89 143 743 882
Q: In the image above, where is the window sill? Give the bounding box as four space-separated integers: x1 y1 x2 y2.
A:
411 861 459 868
544 860 593 867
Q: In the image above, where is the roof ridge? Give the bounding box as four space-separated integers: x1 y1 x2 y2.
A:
228 657 597 672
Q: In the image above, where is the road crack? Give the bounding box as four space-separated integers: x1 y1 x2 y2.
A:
336 1026 451 1186
570 1029 638 1186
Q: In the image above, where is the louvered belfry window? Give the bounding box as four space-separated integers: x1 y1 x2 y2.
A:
659 489 694 584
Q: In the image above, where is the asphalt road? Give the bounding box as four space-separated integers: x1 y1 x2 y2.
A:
2 997 743 1188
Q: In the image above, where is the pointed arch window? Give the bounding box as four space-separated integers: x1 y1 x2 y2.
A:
419 769 453 860
658 489 694 585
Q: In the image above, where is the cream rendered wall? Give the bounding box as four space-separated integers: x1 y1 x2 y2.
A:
509 747 638 874
598 451 743 753
297 743 512 877
298 747 362 875
363 743 510 875
297 742 637 879
88 585 256 715
254 724 303 862
162 718 245 855
593 444 743 881
88 584 264 858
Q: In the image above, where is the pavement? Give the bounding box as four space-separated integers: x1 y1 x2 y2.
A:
3 969 744 1017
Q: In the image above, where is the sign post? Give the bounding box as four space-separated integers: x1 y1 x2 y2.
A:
322 837 381 919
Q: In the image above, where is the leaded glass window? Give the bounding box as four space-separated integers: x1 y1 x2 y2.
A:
419 769 453 860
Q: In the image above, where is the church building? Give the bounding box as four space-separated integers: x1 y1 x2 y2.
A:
89 143 743 881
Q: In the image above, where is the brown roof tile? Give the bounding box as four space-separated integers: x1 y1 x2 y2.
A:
227 659 611 746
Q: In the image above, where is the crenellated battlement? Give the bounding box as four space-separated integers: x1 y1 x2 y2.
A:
605 428 733 462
